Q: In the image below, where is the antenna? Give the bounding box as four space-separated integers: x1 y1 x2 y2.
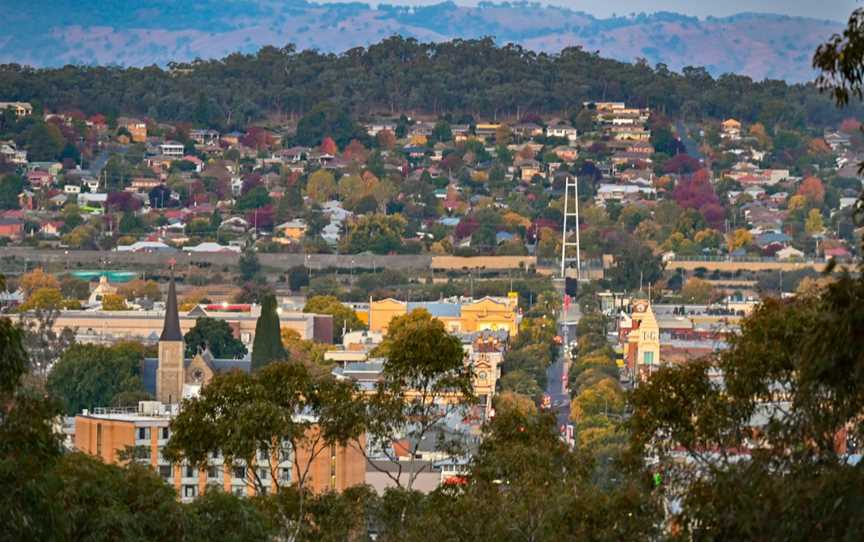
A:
560 175 582 279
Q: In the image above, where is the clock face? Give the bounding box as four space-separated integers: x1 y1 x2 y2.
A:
635 302 647 313
191 368 205 383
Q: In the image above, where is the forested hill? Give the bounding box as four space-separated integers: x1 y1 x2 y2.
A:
0 0 844 82
0 37 857 131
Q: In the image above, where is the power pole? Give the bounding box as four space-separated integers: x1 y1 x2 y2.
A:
560 175 582 279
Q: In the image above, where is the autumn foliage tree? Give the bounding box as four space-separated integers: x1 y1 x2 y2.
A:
798 176 826 206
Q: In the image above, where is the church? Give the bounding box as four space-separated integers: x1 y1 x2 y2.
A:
141 272 251 403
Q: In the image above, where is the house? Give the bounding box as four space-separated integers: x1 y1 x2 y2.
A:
0 101 33 118
755 231 791 249
26 170 53 188
0 141 27 164
131 178 162 192
78 193 108 214
517 159 543 182
824 246 852 261
511 123 544 139
721 118 742 140
545 122 578 142
474 123 501 140
189 129 220 145
775 246 804 261
117 117 147 143
0 218 24 240
41 220 64 237
275 220 307 243
221 131 244 145
596 183 656 202
321 222 341 245
552 146 579 162
218 216 249 234
160 141 184 158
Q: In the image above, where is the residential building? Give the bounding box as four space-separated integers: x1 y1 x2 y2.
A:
0 218 24 240
117 117 147 143
160 141 185 158
0 101 33 117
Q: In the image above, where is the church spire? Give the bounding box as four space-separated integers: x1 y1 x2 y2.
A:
160 266 183 342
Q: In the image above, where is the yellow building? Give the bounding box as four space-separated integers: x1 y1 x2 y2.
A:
367 297 519 336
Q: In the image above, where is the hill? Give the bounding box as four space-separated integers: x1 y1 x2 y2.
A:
2 36 858 132
0 1 844 83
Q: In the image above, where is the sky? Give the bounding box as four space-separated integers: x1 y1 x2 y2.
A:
346 0 859 23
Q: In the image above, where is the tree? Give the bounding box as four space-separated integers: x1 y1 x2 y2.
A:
798 176 826 206
432 119 452 142
19 268 60 298
363 309 473 490
376 128 396 150
630 274 864 539
727 228 753 252
306 169 337 203
343 214 405 254
607 237 663 291
251 294 287 370
46 342 148 415
303 295 365 343
805 208 825 236
184 317 248 359
238 250 261 282
164 361 362 541
101 293 128 311
0 317 27 396
319 136 338 155
294 102 365 148
18 287 64 311
0 174 24 210
185 489 273 542
680 277 714 303
60 276 90 300
117 279 162 302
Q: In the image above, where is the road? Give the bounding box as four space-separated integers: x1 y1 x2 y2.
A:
545 290 583 432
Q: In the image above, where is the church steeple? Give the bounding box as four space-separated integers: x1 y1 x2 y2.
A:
157 264 185 404
160 270 183 341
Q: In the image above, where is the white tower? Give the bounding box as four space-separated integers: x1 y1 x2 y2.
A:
560 175 582 279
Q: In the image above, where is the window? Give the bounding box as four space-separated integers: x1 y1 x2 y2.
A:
232 486 246 497
211 450 221 459
185 466 195 479
183 485 198 499
280 468 292 483
233 466 246 480
137 427 150 441
96 423 102 456
643 351 654 365
160 427 170 440
159 465 173 481
258 468 269 483
207 466 219 480
258 448 269 461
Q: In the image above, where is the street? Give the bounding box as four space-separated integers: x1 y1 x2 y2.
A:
545 288 582 431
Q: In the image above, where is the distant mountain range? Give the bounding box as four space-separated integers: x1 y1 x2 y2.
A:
0 1 844 82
